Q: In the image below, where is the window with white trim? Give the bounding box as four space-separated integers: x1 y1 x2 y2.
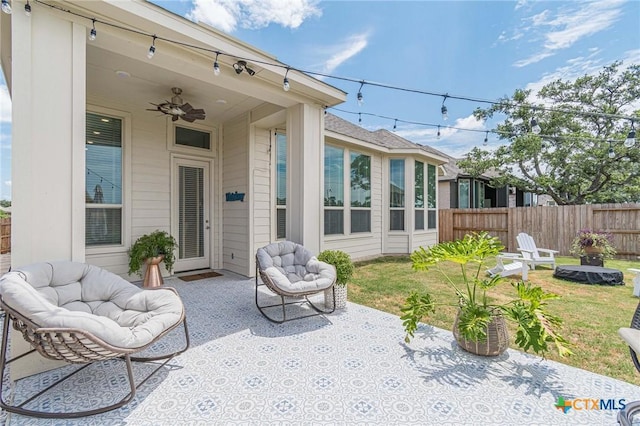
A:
389 159 405 231
427 164 437 229
86 113 123 246
415 161 425 230
458 179 470 209
275 132 287 239
324 145 344 235
350 151 371 233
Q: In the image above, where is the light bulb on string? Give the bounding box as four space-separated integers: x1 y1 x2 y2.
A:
24 0 31 16
358 112 362 125
283 68 290 92
441 95 448 121
483 131 489 146
530 117 541 135
624 122 636 148
356 81 364 107
1 0 12 14
213 52 220 76
608 142 615 159
147 36 157 59
393 119 397 131
437 125 441 139
89 19 97 41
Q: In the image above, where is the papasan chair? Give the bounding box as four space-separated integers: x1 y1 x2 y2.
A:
255 241 336 323
0 261 190 418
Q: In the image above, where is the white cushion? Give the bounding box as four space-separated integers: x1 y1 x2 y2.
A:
0 261 184 350
619 327 640 355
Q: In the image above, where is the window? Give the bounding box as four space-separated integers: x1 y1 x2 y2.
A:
324 145 344 235
389 159 405 231
275 133 287 239
427 164 437 229
86 113 123 246
458 179 470 209
175 126 211 150
350 152 371 233
474 181 485 208
415 161 424 230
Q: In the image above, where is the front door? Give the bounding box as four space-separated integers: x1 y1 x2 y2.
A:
173 158 210 272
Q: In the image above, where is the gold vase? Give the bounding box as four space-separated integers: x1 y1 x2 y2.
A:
143 255 165 288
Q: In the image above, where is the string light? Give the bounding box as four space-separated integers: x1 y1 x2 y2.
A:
213 52 220 76
608 142 615 159
283 68 290 92
625 121 636 148
358 112 362 125
147 36 156 59
393 119 397 131
1 0 11 14
530 117 541 134
437 125 441 139
483 131 489 146
24 0 31 16
30 0 638 127
89 19 97 41
356 81 364 107
441 95 448 121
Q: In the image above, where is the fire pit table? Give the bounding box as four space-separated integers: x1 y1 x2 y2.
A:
553 265 624 286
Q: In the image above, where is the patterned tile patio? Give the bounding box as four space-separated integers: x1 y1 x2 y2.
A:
2 271 639 425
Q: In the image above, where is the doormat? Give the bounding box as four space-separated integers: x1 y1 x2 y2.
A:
178 271 223 282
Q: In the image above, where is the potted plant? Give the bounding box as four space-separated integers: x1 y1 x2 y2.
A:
570 229 616 259
401 232 571 357
318 249 354 310
128 230 178 287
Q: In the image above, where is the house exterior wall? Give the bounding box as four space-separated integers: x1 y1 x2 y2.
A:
222 113 250 275
438 181 452 209
322 152 384 260
251 126 273 274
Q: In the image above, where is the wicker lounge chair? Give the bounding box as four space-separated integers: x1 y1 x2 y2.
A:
255 241 336 323
0 261 190 418
618 301 640 425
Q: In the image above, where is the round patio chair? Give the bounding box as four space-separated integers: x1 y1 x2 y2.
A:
618 300 640 425
0 261 190 418
255 241 336 323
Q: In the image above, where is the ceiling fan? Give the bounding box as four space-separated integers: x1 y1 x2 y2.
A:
147 87 206 122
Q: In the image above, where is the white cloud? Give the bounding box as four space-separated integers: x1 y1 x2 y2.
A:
186 0 321 33
322 32 369 74
0 84 11 123
3 181 9 187
512 1 624 67
515 0 528 11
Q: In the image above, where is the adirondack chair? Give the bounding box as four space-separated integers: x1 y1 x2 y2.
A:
516 232 558 270
487 253 529 280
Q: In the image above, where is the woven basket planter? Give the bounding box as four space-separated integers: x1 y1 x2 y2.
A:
324 285 347 310
453 310 509 356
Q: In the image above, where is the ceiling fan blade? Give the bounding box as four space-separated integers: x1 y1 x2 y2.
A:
181 115 196 123
190 108 205 115
180 103 193 113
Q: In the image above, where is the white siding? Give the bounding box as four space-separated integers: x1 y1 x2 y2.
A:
385 234 410 254
411 232 438 252
322 153 383 260
438 181 451 209
252 127 272 274
86 98 221 280
222 114 250 275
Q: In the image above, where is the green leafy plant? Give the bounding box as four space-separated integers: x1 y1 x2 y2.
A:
570 229 617 259
401 231 571 357
318 250 354 287
128 230 178 277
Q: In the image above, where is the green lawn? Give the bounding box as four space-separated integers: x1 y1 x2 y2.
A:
349 255 640 386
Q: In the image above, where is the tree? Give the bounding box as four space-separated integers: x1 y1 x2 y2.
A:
0 200 10 208
459 61 640 205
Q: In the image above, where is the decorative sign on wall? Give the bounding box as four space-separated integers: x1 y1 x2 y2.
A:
225 192 245 202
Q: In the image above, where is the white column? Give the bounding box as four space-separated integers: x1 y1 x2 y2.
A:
286 104 323 254
10 9 86 379
11 10 86 267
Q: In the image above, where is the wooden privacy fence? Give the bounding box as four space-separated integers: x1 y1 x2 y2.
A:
439 203 640 259
0 217 9 254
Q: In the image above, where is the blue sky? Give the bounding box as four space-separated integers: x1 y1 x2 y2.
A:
1 0 639 201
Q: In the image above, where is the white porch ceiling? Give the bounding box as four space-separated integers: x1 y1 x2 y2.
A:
87 46 267 125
